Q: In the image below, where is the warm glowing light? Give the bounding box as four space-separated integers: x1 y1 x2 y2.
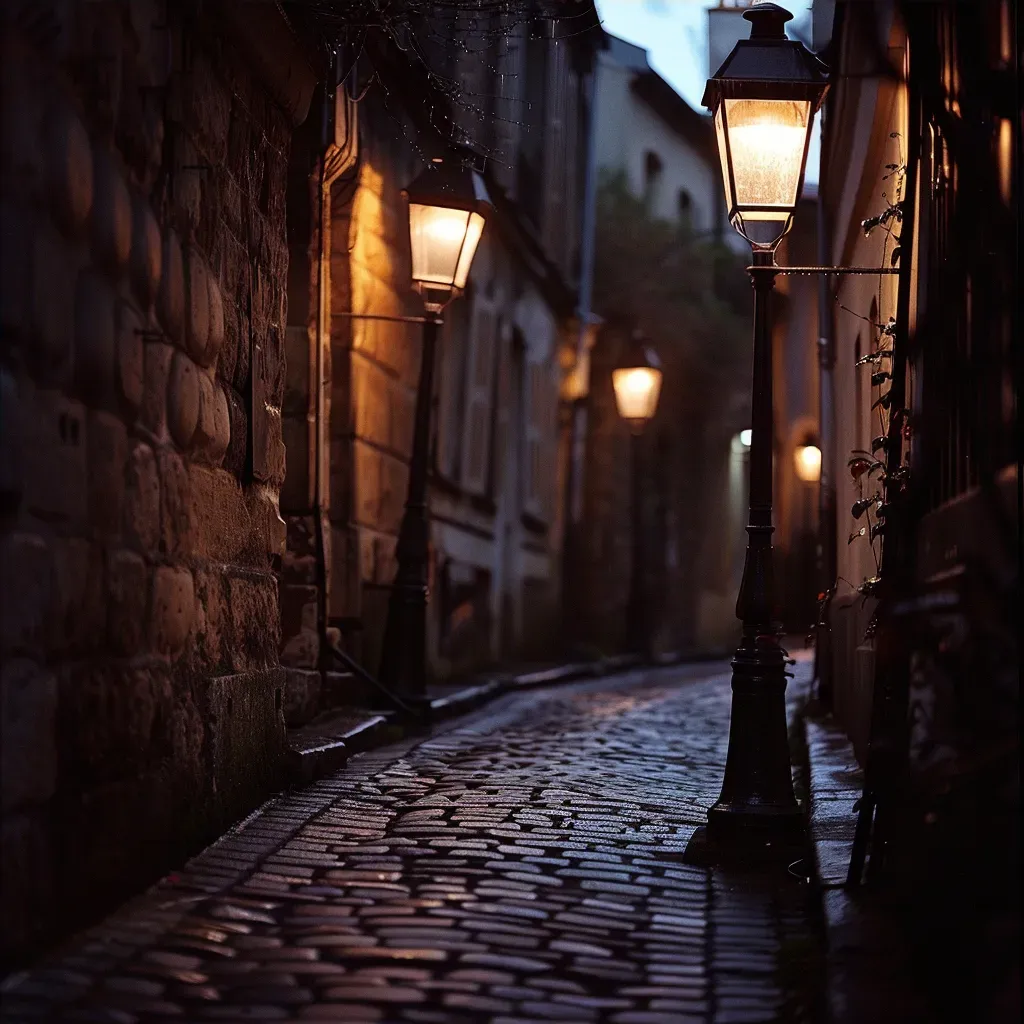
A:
739 429 752 448
612 366 662 423
794 444 821 483
724 99 810 212
408 205 485 291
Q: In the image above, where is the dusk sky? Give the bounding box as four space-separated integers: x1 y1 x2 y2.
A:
594 0 821 182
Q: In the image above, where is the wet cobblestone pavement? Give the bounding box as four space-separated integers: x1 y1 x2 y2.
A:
1 664 824 1023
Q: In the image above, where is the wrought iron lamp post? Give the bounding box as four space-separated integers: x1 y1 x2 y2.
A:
611 330 663 657
702 1 829 839
377 158 491 706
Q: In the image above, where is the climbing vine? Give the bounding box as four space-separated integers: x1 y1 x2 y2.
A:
815 133 912 645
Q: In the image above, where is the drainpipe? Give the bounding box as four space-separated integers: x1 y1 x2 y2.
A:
562 45 601 637
815 101 837 708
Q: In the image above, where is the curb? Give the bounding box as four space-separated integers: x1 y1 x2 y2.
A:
284 652 702 786
801 707 929 1023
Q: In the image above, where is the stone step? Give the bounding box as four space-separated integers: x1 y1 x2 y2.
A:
285 709 397 785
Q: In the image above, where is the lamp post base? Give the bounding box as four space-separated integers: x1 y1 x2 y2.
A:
708 638 803 841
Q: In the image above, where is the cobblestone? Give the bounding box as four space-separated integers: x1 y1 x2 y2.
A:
1 665 824 1022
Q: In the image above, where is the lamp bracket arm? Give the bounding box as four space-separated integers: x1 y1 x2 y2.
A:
750 265 900 277
332 312 442 324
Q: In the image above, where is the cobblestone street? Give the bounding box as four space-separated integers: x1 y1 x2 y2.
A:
1 665 824 1024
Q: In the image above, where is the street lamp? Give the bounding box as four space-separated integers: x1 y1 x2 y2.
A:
611 329 662 656
794 442 822 484
378 158 491 707
702 1 829 841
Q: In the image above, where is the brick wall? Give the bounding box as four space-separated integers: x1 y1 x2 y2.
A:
0 0 313 964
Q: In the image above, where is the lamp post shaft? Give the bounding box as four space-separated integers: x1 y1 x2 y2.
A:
378 316 441 702
708 254 802 839
625 429 647 656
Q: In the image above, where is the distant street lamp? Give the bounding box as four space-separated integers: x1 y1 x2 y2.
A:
378 158 491 706
612 329 662 656
794 443 822 484
702 1 829 841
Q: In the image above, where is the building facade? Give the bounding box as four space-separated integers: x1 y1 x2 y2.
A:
0 0 316 962
815 0 1017 1012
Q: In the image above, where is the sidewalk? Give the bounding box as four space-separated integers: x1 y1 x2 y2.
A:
1 661 824 1023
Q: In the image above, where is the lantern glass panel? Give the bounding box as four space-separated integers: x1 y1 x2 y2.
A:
612 367 663 423
408 204 473 288
723 98 811 214
714 105 734 214
453 212 485 289
794 444 822 482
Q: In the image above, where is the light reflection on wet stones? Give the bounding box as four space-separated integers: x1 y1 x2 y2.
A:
6 669 824 1022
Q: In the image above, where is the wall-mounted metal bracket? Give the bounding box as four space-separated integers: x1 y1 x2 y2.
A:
748 265 901 276
331 312 440 325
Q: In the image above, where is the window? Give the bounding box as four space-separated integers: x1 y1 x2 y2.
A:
643 150 663 211
678 189 693 230
460 297 499 497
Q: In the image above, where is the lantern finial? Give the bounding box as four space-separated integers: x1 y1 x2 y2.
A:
744 3 793 40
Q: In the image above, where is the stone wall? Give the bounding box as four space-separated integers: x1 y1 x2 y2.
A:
0 0 312 965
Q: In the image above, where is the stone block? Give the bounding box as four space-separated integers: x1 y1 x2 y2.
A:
0 201 34 343
157 229 184 345
187 464 248 563
184 243 213 365
252 402 286 487
149 565 195 655
115 301 144 415
1 659 57 812
246 483 287 558
123 440 160 553
107 549 148 657
192 568 227 671
23 390 87 523
172 135 203 234
0 368 22 515
91 145 131 273
50 537 105 655
227 574 279 672
205 669 286 821
0 533 52 657
192 370 217 457
43 102 92 236
223 384 249 477
167 349 199 450
282 668 321 728
184 52 231 163
219 298 239 385
232 304 251 390
32 224 76 386
157 447 191 558
56 663 174 785
87 409 127 536
207 270 225 367
74 269 117 406
140 340 173 441
130 196 161 307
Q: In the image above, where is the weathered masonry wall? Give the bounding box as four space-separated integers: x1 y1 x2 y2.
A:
0 1 313 964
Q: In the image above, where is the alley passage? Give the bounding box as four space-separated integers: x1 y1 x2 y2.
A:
1 666 824 1024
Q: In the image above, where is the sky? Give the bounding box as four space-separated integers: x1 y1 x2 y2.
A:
593 0 820 183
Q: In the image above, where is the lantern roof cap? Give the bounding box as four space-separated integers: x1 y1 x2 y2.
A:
402 157 492 215
614 327 661 373
702 2 829 110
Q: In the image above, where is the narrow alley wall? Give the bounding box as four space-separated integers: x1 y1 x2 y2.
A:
0 1 313 964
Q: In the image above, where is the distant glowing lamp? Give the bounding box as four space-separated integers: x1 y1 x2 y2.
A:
612 330 662 431
403 158 491 312
739 429 753 448
703 2 829 250
794 443 822 483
